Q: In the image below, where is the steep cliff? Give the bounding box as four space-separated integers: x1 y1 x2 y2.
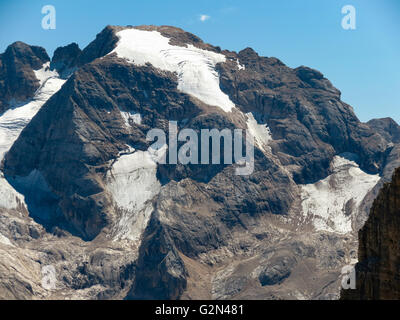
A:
342 167 400 299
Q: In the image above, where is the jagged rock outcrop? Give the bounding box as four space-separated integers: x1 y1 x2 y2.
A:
341 167 400 300
128 210 188 300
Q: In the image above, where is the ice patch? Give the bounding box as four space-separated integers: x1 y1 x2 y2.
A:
300 155 380 234
246 112 272 153
111 28 235 112
120 111 142 129
105 148 165 241
0 62 65 160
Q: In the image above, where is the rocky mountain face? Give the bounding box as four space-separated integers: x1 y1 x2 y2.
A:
50 43 81 79
0 42 50 113
341 167 400 299
0 25 398 300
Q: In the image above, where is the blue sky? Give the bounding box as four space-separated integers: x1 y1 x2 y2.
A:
0 0 399 123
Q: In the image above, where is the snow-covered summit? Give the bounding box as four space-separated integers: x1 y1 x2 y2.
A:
110 28 235 112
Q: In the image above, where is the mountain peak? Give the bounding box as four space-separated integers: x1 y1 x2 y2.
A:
0 41 50 113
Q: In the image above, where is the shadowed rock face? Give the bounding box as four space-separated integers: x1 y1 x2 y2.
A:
0 25 398 300
0 41 50 113
341 167 400 300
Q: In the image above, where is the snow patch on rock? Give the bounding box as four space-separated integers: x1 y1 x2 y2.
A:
0 62 65 160
246 112 272 153
111 28 235 112
300 154 380 234
0 173 25 210
105 147 166 241
236 59 245 70
0 62 65 211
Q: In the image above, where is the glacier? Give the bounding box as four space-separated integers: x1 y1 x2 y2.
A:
111 28 235 112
